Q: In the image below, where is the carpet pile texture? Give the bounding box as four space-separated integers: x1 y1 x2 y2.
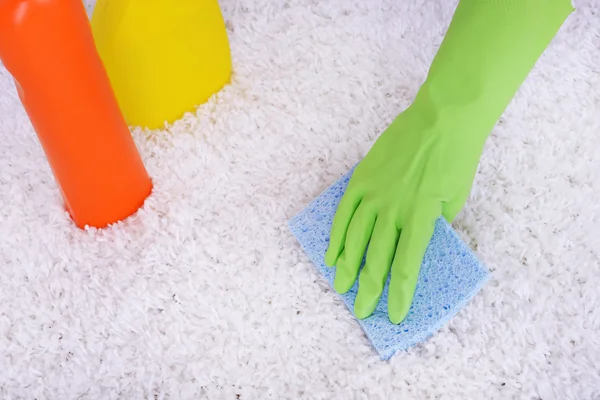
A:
0 0 598 398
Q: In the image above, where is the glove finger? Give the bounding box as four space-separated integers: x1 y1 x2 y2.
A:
325 189 362 267
333 204 376 294
388 203 439 324
353 216 400 319
442 189 470 222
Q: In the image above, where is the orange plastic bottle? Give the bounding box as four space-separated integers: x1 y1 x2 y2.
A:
0 0 152 229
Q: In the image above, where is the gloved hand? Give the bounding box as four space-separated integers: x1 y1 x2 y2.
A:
325 0 573 324
325 96 485 324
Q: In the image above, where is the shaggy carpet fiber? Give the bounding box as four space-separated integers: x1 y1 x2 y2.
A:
1 0 599 398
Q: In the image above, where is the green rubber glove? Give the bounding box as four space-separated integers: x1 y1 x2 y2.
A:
325 0 573 324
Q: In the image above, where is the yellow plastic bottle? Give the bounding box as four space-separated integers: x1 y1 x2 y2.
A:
90 0 232 129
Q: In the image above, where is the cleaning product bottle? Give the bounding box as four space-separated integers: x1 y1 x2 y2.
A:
0 0 153 229
90 0 232 130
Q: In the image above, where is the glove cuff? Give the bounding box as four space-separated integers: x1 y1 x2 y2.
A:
413 0 573 141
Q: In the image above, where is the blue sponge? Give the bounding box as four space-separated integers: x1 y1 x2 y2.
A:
288 167 490 360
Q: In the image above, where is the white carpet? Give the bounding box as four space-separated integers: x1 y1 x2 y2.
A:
1 0 599 398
